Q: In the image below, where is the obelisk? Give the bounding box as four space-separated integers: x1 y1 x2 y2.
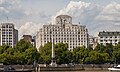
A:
50 31 57 67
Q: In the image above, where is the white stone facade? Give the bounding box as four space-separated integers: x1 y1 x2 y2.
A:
36 15 88 51
98 31 120 46
0 23 18 47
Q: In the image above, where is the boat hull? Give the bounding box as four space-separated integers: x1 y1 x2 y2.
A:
108 68 120 71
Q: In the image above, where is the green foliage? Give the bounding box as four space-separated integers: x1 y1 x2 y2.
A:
55 43 72 64
39 42 72 64
39 42 52 64
14 39 33 52
24 48 39 64
0 39 40 65
1 39 120 65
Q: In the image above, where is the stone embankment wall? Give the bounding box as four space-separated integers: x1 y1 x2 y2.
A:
83 64 111 71
0 65 35 72
39 64 112 72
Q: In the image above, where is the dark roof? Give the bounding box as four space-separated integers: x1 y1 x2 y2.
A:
56 15 72 18
98 31 120 36
1 23 14 25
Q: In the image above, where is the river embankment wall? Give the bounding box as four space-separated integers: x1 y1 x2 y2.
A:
39 64 112 72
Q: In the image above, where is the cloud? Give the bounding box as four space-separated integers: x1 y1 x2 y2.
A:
0 0 26 21
18 22 43 39
51 1 103 34
52 1 102 24
96 2 120 25
0 7 9 13
51 1 120 36
1 0 120 38
3 0 51 39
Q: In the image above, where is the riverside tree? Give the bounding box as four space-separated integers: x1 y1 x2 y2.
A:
0 39 40 65
1 40 120 65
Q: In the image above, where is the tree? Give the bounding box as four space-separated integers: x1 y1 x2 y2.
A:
55 43 72 64
39 42 52 64
85 51 103 64
72 46 89 64
112 43 120 64
24 48 39 64
39 42 72 64
14 39 33 52
94 43 106 53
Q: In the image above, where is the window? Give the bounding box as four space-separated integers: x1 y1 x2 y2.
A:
9 32 12 34
9 26 12 28
9 29 12 31
2 26 5 28
100 37 103 38
110 40 112 42
105 40 107 42
2 32 5 34
115 40 117 42
6 25 8 28
2 29 5 31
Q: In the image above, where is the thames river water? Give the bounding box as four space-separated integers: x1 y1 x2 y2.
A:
40 71 111 72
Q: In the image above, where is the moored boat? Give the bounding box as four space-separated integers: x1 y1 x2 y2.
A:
108 65 120 71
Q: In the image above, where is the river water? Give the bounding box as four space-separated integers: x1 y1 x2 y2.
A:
40 71 110 72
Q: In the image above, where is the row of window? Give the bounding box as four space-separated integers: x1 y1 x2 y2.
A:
44 29 86 32
100 40 118 42
2 32 12 34
44 26 84 30
2 43 13 45
2 38 12 40
2 25 13 28
42 40 86 43
43 38 87 40
100 36 120 38
44 31 86 34
43 41 86 46
2 35 12 36
43 35 86 37
2 37 12 38
2 40 13 42
100 43 118 45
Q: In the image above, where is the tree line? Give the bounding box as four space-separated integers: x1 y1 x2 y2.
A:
0 39 120 65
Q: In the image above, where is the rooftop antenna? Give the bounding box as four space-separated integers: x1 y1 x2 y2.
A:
6 16 9 22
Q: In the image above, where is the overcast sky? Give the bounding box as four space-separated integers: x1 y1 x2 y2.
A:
0 0 120 38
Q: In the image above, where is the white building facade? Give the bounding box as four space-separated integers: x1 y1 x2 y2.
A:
89 35 98 49
36 15 88 51
98 31 120 46
0 23 18 47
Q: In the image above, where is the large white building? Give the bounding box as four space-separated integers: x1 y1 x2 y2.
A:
0 23 18 47
98 31 120 46
36 15 88 51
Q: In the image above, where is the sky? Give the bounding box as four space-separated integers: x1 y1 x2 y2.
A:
0 0 120 39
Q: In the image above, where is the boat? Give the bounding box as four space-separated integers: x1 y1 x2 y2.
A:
108 65 120 71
